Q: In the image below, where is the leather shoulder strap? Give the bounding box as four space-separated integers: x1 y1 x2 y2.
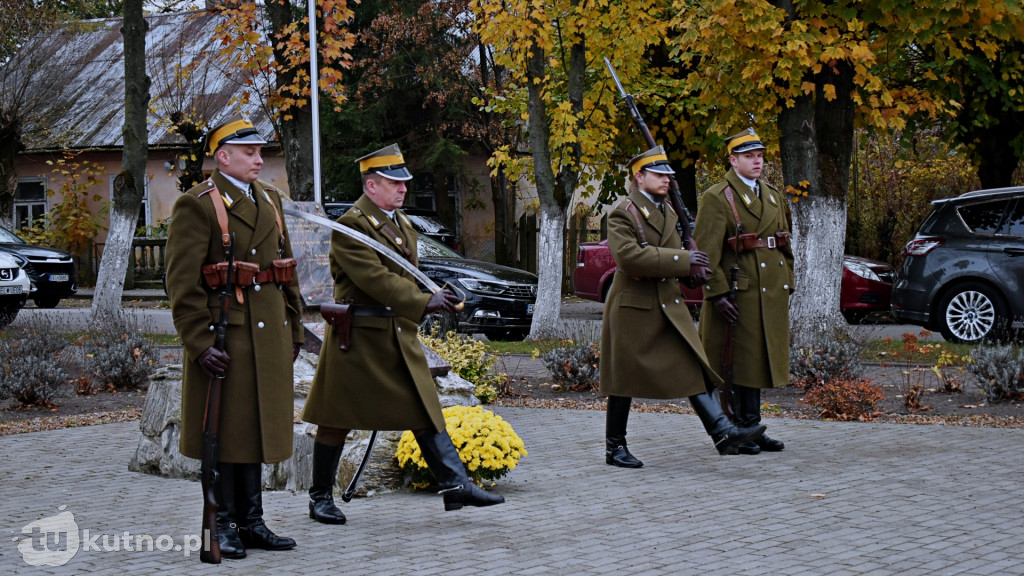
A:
722 186 744 235
624 201 649 248
206 182 231 249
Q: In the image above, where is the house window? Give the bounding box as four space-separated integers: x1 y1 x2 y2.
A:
14 179 47 229
410 173 459 212
109 176 150 236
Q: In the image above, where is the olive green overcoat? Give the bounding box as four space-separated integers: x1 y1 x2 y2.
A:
693 169 794 389
165 170 305 464
599 190 723 399
301 194 444 433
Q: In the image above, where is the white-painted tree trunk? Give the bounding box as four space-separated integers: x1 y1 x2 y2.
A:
789 194 847 349
91 208 139 323
528 203 567 339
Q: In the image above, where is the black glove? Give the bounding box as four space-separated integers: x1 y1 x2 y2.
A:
425 289 461 314
688 249 710 269
713 295 739 325
197 346 230 378
292 342 302 362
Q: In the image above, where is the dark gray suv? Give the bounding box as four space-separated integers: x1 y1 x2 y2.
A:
891 187 1024 343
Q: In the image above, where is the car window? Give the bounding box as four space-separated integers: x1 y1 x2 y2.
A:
955 199 1010 236
0 226 27 244
417 234 463 259
1000 199 1024 237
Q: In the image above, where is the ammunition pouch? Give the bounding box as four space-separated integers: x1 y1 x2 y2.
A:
202 261 260 289
321 300 353 351
271 257 297 284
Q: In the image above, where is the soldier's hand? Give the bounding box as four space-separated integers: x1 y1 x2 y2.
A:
197 346 230 378
425 289 461 314
713 295 739 325
688 250 710 269
292 342 302 362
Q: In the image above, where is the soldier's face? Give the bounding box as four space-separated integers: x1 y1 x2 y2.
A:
365 175 408 211
217 144 263 183
730 150 763 180
637 170 670 196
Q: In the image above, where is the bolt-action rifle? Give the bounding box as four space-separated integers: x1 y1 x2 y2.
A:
603 57 708 286
199 232 235 564
719 263 740 419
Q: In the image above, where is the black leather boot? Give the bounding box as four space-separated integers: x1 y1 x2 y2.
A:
214 462 246 560
309 442 347 524
689 392 766 455
730 387 761 455
413 430 505 511
738 386 784 452
235 464 296 551
605 396 642 468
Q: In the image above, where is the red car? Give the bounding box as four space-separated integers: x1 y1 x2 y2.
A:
572 240 895 322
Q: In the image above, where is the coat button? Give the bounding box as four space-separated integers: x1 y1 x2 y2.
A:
258 321 265 328
284 320 289 326
760 262 766 268
674 299 680 304
660 278 666 282
209 325 215 331
251 249 257 255
762 288 767 293
784 284 790 290
397 326 403 333
673 255 679 261
254 284 261 292
386 306 392 311
779 260 784 266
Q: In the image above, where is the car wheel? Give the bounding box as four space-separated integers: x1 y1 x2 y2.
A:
419 310 458 337
936 282 1009 344
33 296 61 309
0 307 18 328
483 328 529 341
843 310 867 325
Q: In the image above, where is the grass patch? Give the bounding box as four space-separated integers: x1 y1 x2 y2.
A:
482 338 566 356
860 338 1016 365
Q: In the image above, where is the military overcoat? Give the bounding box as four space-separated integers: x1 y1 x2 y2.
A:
599 190 723 399
693 168 794 389
165 169 305 464
301 194 445 433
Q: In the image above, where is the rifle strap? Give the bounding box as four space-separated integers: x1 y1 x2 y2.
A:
206 184 244 304
722 186 745 238
380 221 414 261
624 201 650 248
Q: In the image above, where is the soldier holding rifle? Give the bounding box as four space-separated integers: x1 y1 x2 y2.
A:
599 147 766 468
694 128 794 455
301 144 504 523
166 114 304 561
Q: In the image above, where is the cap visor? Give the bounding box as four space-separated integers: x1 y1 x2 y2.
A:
731 143 765 154
376 167 414 181
646 164 675 175
222 134 268 146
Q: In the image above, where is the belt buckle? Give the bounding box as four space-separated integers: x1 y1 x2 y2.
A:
767 236 777 249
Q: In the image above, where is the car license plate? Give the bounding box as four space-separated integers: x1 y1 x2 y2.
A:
49 274 69 282
0 286 22 295
527 303 534 314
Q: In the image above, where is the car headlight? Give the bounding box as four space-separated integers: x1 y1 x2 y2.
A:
844 260 881 282
458 278 509 296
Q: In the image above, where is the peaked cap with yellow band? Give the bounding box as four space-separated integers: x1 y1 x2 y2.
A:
725 128 766 155
356 144 413 181
626 145 675 177
206 114 268 156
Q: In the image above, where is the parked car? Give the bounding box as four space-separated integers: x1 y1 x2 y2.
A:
892 186 1024 343
0 225 77 309
323 202 460 251
573 239 895 322
417 234 537 341
0 252 32 328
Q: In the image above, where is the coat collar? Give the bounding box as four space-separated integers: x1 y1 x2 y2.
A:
628 189 677 245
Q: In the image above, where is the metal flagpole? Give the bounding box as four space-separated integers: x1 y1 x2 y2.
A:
307 0 322 205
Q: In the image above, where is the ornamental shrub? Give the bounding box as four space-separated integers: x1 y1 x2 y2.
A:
83 329 156 390
967 345 1024 404
800 377 884 421
395 405 527 489
421 330 505 403
541 340 600 392
0 326 74 407
790 340 864 388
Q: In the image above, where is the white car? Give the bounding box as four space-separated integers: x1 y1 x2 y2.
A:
0 252 32 328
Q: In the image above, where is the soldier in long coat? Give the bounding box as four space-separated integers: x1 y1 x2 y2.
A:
302 144 503 523
165 115 304 559
693 128 794 455
599 146 766 468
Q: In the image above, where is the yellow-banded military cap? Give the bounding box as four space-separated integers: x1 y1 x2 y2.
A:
356 144 413 181
206 113 267 156
627 145 675 177
725 128 766 155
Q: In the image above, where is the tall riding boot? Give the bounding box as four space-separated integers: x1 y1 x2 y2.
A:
309 442 347 524
740 386 784 452
413 430 505 512
688 392 767 455
214 462 246 560
605 395 642 468
235 464 296 551
730 387 761 455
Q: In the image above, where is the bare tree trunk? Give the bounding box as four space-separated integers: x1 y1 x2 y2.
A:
266 0 314 201
92 0 149 323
